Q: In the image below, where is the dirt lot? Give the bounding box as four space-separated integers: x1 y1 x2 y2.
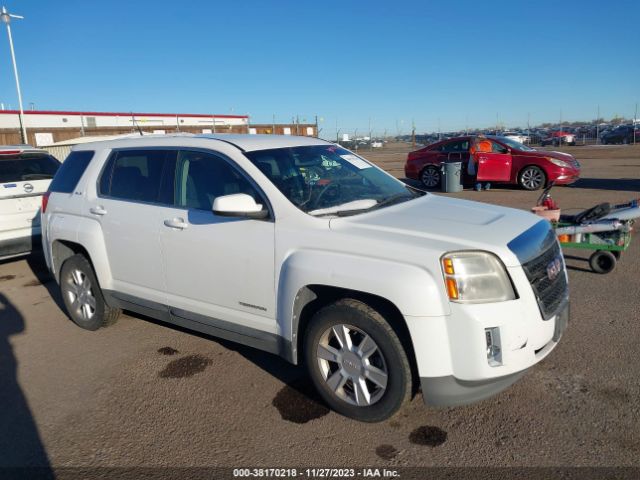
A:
1 144 639 473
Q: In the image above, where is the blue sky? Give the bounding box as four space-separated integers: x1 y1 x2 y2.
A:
0 0 638 138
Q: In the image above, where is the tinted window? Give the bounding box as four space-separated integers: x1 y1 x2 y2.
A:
0 153 60 184
48 151 91 193
176 150 260 211
491 141 509 154
440 140 469 152
99 149 174 203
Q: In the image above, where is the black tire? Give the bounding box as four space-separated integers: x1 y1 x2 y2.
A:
518 165 546 191
304 299 412 422
589 250 616 274
59 254 121 330
420 165 441 189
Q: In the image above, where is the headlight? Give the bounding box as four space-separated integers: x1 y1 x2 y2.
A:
441 251 516 303
547 157 571 168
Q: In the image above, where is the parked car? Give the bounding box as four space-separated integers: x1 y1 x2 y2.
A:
540 131 576 146
405 135 581 190
502 131 528 144
0 145 60 260
601 125 639 144
42 134 568 422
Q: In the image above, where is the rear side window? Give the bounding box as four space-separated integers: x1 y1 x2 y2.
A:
48 151 93 193
0 153 60 184
99 149 176 204
440 140 469 153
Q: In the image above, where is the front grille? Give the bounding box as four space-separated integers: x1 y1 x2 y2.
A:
521 239 568 320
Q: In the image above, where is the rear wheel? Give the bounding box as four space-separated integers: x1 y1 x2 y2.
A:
589 250 616 274
420 165 441 189
304 299 412 422
518 165 546 190
60 254 121 330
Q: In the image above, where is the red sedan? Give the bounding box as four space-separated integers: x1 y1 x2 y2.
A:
405 135 581 190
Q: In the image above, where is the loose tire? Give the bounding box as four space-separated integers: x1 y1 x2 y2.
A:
589 250 616 274
304 299 412 422
420 165 441 189
518 165 546 190
60 254 121 330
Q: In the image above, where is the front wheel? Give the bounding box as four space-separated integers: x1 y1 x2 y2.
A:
304 299 412 422
518 165 546 190
420 165 441 189
60 254 121 330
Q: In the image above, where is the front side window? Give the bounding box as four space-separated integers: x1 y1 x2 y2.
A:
245 145 420 216
99 149 176 203
175 150 260 211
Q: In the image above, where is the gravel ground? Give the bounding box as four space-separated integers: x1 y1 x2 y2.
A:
0 143 638 472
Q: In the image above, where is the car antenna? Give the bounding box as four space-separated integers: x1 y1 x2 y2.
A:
131 112 143 136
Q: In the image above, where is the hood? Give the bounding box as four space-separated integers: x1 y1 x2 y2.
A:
329 194 546 267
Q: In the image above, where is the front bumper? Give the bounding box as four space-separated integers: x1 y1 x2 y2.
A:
419 302 568 406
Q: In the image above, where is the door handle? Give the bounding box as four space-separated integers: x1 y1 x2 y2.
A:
90 205 107 216
163 217 188 230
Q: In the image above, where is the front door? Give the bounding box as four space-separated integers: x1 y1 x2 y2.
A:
159 149 276 333
476 140 512 182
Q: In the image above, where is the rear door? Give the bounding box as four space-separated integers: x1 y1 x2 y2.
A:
93 148 176 303
0 152 60 243
476 140 512 181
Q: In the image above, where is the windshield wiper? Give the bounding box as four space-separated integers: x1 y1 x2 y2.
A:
335 193 414 217
21 173 54 180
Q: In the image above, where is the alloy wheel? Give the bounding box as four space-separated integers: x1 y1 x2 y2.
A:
521 168 544 190
421 167 440 188
64 268 96 321
316 324 388 407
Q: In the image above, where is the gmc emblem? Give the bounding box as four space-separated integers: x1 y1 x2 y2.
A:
546 256 563 281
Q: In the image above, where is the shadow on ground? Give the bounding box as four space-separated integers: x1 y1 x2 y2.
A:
570 178 640 192
0 292 54 477
25 254 65 313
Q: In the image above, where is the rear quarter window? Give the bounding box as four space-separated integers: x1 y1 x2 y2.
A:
49 151 94 193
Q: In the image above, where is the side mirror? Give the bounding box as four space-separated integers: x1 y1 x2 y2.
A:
212 193 269 219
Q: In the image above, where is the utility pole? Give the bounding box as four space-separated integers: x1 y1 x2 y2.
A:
634 103 638 145
336 119 339 142
1 6 27 144
272 114 276 135
369 117 372 151
411 118 416 148
595 105 599 144
315 115 319 138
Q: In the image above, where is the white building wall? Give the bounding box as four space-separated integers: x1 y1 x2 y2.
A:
0 111 248 129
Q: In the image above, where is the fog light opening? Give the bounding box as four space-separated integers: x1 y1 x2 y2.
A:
485 327 503 367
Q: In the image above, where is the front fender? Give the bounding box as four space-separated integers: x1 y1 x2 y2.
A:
277 249 450 359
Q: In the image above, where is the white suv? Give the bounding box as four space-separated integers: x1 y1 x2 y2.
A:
1 146 60 260
42 134 569 422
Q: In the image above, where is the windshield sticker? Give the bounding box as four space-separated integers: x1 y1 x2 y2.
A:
340 154 371 169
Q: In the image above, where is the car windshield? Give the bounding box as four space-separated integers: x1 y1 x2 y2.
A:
0 153 60 183
245 145 421 216
489 136 536 152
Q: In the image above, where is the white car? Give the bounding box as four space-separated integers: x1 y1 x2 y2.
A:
0 146 60 260
503 132 529 144
41 134 569 422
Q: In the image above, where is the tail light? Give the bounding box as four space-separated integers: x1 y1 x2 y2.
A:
42 191 51 213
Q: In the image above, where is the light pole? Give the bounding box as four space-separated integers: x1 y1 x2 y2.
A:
1 6 27 144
